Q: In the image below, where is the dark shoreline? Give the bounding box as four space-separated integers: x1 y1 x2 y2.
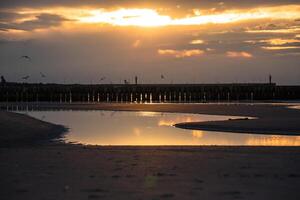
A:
0 111 68 147
174 119 300 136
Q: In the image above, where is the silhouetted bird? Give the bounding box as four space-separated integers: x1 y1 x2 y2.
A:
22 75 30 80
1 76 6 84
40 72 46 78
20 55 32 61
161 74 165 79
99 77 106 81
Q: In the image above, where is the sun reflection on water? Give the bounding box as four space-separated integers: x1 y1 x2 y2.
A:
20 110 300 146
192 130 204 139
246 136 300 146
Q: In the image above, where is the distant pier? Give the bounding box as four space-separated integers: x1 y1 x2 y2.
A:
0 82 300 103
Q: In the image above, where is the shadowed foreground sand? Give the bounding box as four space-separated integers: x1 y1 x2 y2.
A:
0 103 300 199
1 145 300 200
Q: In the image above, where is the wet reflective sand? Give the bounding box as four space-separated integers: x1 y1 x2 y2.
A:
22 110 300 146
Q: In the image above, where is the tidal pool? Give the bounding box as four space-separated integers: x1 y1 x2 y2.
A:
19 110 300 146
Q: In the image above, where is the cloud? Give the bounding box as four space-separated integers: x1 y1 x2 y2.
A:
0 11 25 22
262 46 300 50
0 13 71 31
244 21 300 34
190 39 204 44
260 38 300 45
1 1 300 85
275 52 300 56
226 51 253 58
0 4 299 28
1 0 300 10
76 5 300 27
245 28 300 34
158 49 204 58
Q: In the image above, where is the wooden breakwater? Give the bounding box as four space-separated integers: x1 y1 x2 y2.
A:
0 82 299 103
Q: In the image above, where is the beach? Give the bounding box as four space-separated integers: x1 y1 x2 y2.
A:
1 103 300 200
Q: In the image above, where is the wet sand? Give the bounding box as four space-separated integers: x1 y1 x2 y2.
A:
1 103 300 199
1 145 300 200
0 111 66 146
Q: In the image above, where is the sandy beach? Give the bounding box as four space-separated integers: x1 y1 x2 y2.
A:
1 103 300 200
1 145 300 200
0 111 67 147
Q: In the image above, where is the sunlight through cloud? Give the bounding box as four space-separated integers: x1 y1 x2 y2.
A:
158 49 204 58
77 5 300 27
226 51 253 58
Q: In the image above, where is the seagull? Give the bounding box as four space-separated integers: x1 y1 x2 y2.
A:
99 76 106 81
161 74 165 79
40 72 46 78
22 75 30 80
20 55 32 61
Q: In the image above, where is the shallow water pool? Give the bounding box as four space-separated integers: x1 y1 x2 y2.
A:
19 110 300 146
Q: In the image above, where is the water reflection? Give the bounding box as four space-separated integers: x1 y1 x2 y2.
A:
246 136 300 146
192 130 204 138
21 110 300 146
289 105 300 110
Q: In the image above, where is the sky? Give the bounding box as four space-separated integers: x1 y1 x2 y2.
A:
0 0 300 85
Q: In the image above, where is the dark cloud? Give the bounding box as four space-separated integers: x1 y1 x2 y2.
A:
0 1 299 84
0 13 71 31
0 12 26 22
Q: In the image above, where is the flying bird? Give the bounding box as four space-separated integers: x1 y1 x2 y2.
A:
99 76 106 81
20 55 32 61
22 75 30 80
40 72 46 78
161 74 165 79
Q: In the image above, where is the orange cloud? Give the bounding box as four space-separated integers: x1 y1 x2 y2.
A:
262 46 300 50
245 28 300 34
260 38 300 45
190 39 204 44
158 49 204 58
78 5 300 27
226 51 253 58
5 5 299 30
